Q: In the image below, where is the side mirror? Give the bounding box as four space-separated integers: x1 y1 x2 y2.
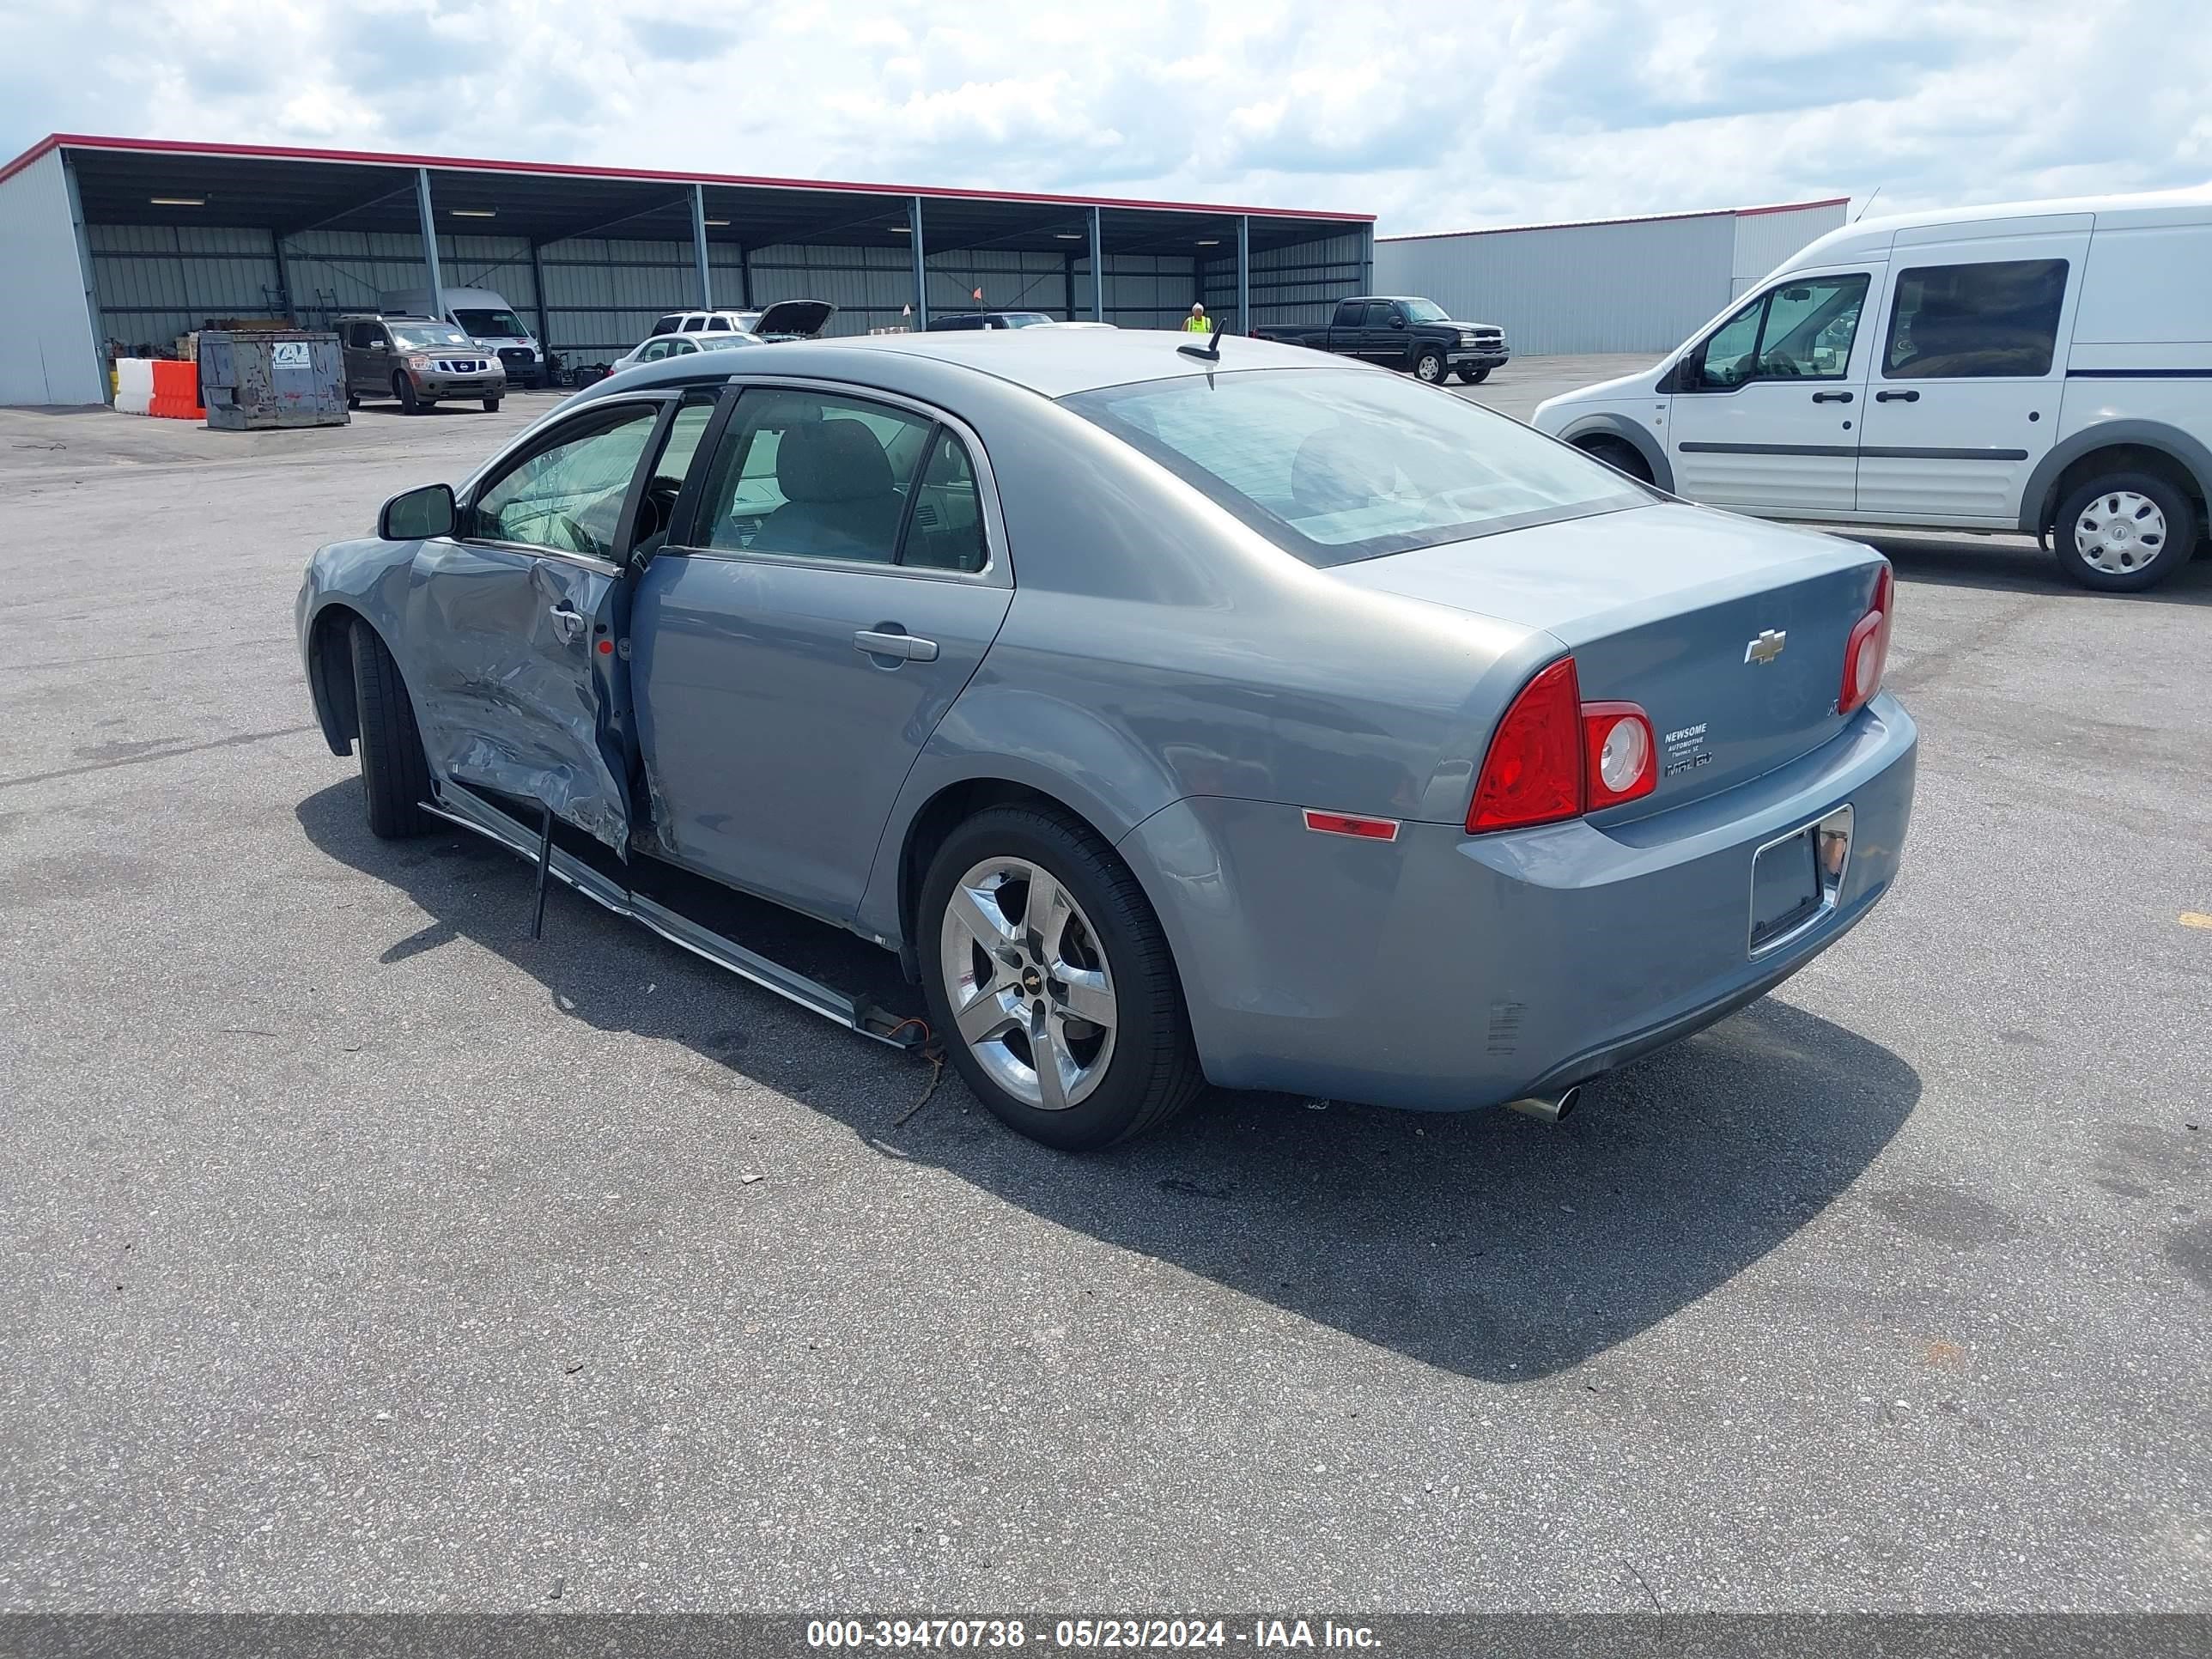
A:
379 483 456 541
368 338 388 352
1389 315 1407 329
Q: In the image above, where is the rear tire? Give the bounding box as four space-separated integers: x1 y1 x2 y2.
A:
1413 348 1446 384
345 390 361 410
918 806 1202 1151
348 618 434 839
1577 434 1656 485
393 373 421 415
2053 471 2197 591
1456 364 1492 385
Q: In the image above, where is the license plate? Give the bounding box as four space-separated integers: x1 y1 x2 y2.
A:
1747 805 1853 956
1749 830 1820 951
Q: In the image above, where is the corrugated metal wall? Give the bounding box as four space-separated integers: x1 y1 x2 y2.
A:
0 150 103 403
72 219 1370 375
1374 213 1735 355
1729 204 1848 297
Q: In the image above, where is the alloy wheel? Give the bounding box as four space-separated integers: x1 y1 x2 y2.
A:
938 856 1118 1111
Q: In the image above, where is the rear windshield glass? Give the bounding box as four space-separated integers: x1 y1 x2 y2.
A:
1063 368 1648 566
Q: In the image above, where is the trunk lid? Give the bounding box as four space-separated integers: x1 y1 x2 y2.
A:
1331 502 1885 811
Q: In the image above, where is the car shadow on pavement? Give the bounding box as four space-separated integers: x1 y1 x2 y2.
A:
298 781 1921 1385
1849 532 2212 606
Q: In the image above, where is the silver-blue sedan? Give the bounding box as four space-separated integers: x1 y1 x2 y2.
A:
298 330 1916 1150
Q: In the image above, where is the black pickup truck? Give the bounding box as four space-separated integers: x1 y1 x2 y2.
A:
1254 295 1510 385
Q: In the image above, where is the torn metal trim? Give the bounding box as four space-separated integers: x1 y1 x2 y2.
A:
421 789 923 1051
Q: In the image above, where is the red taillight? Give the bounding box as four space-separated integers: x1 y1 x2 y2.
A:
1468 659 1658 833
1581 702 1656 810
1839 563 1894 716
1468 658 1584 831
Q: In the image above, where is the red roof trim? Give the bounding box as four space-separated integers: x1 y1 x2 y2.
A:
0 132 1375 222
1376 197 1850 242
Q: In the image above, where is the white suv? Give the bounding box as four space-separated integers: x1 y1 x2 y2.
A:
1534 187 2212 591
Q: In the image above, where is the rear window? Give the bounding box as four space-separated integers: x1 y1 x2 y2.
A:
1063 367 1648 567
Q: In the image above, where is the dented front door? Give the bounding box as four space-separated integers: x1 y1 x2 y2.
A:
404 399 668 850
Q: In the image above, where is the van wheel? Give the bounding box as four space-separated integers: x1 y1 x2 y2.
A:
919 807 1203 1151
1578 434 1655 485
1413 348 1446 384
393 373 421 415
2054 471 2197 591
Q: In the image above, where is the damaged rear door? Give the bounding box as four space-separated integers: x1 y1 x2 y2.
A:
404 395 678 849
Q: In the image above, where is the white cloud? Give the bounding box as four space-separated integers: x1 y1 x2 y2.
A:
1 0 2205 230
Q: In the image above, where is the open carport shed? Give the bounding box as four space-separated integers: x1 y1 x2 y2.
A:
0 134 1375 406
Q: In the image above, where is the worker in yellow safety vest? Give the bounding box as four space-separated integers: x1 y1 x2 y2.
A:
1183 303 1212 333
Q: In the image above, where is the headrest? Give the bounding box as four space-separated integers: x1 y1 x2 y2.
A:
776 419 895 504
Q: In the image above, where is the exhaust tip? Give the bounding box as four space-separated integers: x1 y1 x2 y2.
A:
1505 1085 1581 1125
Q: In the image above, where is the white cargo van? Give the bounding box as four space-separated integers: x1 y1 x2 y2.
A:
378 287 545 389
1533 187 2212 590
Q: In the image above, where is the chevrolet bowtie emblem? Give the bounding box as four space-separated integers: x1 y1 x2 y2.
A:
1744 629 1788 665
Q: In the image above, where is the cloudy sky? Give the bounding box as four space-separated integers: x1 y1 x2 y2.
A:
3 0 2207 234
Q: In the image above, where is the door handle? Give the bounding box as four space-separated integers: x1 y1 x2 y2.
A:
854 629 939 663
1811 390 1853 404
1875 389 1920 403
547 603 585 645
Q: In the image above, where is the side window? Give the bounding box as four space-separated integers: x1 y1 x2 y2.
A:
1884 259 2069 380
678 316 704 332
903 431 988 574
704 316 730 331
631 398 718 556
1332 299 1363 328
1753 274 1868 380
651 313 682 337
465 404 662 562
637 340 670 362
693 392 934 564
672 338 698 356
1686 275 1867 388
1692 298 1765 389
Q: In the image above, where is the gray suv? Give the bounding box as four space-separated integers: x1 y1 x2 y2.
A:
337 315 507 414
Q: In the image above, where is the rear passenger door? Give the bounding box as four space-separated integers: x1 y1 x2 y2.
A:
629 382 1013 922
1853 228 2085 523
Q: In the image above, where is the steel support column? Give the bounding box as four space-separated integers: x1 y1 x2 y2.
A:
738 245 754 309
908 197 928 330
1063 252 1076 320
690 184 713 309
1088 205 1103 322
1360 222 1375 294
60 152 108 401
1237 214 1251 335
415 167 445 323
529 242 552 355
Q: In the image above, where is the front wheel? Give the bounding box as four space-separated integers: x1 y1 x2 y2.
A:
393 373 421 415
1456 364 1491 385
347 618 434 839
1577 434 1655 485
919 807 1202 1151
1413 348 1446 384
482 396 502 412
2054 471 2197 591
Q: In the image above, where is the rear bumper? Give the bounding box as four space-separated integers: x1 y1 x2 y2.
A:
1120 695 1916 1112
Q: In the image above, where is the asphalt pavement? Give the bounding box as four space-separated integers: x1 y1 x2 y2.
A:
1 362 2208 1613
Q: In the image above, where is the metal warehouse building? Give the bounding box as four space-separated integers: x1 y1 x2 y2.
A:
1373 198 1848 356
0 133 1376 407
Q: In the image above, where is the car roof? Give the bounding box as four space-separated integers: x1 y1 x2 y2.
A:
585 328 1349 401
1784 184 2212 268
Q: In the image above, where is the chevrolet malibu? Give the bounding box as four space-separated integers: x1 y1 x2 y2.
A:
298 331 1916 1151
